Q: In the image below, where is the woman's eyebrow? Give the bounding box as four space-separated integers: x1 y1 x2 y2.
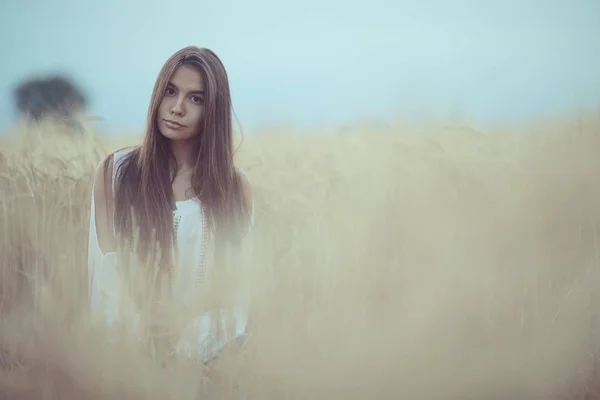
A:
167 82 204 95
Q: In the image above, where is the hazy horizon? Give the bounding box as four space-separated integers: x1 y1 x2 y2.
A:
1 0 599 134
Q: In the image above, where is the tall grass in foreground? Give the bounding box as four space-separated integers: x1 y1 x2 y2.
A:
1 115 600 399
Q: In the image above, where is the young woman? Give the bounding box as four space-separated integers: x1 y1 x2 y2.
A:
87 46 254 364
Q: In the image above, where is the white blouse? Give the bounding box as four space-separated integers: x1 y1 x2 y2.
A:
87 147 253 363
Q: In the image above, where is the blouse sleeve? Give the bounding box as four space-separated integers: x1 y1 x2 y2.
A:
237 168 255 234
87 185 122 327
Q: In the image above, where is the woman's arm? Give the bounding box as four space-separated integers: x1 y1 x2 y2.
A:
88 153 125 328
92 154 116 254
238 169 254 237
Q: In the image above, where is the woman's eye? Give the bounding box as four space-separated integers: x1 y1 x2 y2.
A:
190 95 203 104
165 88 176 96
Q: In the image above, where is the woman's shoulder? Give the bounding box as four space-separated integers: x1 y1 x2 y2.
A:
92 146 138 197
235 167 250 184
235 168 252 196
112 146 137 167
94 146 137 172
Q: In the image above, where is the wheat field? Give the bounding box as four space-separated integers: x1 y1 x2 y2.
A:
1 114 600 399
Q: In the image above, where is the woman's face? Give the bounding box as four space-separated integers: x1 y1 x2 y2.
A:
157 64 205 141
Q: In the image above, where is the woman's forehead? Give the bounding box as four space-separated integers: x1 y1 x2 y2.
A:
169 65 204 92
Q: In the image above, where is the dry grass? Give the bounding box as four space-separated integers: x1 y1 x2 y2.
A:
1 114 600 399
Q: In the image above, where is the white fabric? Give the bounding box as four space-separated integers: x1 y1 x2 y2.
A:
87 147 253 363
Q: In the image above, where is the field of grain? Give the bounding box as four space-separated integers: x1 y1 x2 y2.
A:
1 115 600 399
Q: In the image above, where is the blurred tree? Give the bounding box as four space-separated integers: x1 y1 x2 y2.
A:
12 75 88 132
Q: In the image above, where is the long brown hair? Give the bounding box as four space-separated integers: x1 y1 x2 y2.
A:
108 46 250 271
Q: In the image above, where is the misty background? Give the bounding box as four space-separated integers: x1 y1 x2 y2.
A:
1 0 599 135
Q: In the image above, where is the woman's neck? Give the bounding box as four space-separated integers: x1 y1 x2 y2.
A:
169 139 196 172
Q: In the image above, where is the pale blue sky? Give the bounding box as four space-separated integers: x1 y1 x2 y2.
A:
1 0 599 134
